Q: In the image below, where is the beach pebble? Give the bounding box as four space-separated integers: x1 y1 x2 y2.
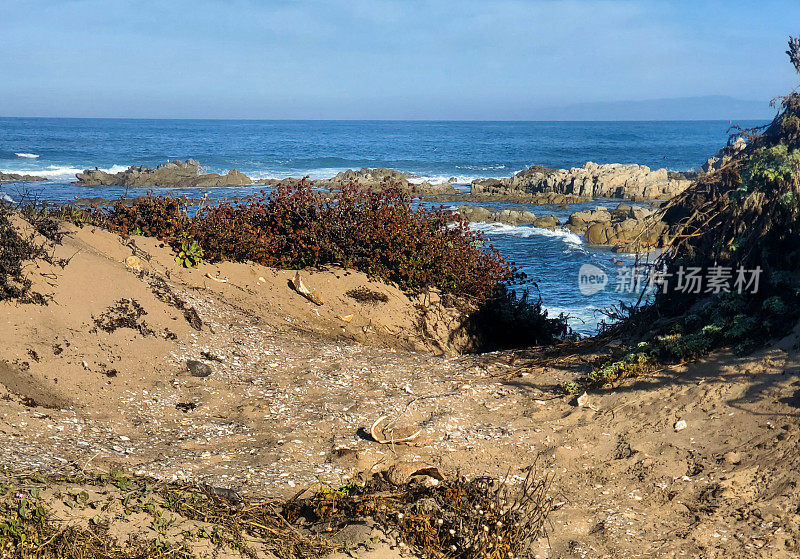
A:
723 451 741 464
125 255 142 271
674 419 687 432
186 359 213 377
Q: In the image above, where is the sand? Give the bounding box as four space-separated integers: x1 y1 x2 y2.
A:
2 220 800 557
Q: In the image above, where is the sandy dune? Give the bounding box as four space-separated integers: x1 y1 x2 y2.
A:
2 222 800 557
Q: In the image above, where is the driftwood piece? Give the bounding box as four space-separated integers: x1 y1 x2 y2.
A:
290 272 325 305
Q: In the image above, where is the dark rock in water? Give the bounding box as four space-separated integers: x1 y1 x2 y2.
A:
421 191 589 205
532 215 560 229
316 167 457 196
567 202 666 250
75 159 253 188
256 168 457 196
0 172 47 183
186 359 212 377
455 205 563 229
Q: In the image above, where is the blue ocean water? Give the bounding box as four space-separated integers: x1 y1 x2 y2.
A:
0 118 766 335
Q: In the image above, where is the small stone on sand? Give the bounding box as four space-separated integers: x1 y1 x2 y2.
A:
187 359 212 377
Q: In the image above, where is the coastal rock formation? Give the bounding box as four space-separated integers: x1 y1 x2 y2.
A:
0 172 47 183
472 162 692 201
423 191 589 206
456 205 561 229
318 167 457 195
566 202 667 251
75 160 252 188
257 167 457 196
701 136 747 173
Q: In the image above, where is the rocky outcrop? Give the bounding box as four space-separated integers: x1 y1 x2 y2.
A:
423 191 589 206
472 162 692 201
566 203 667 252
701 137 747 173
257 167 457 196
75 160 252 188
456 205 561 229
320 167 456 195
0 172 47 183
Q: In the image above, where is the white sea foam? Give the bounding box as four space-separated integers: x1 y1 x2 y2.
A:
246 167 350 181
408 174 485 185
0 164 129 180
541 304 602 333
454 164 506 171
470 221 583 245
15 153 39 159
1 193 14 204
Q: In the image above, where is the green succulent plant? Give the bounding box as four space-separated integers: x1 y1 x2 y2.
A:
174 239 204 268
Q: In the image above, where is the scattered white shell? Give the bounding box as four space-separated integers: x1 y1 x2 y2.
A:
674 419 687 432
369 415 423 445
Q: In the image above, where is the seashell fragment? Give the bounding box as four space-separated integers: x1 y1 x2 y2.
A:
290 272 324 305
369 415 423 445
125 255 142 271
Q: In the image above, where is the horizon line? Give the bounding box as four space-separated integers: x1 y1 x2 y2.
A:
0 116 773 123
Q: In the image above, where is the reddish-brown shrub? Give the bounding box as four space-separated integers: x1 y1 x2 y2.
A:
81 182 514 301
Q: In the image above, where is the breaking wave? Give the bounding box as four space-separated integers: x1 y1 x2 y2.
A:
470 221 583 245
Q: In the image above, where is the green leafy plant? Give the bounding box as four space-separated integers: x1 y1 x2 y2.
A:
735 143 800 200
174 239 204 268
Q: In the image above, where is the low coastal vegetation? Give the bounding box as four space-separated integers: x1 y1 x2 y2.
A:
49 181 569 350
0 468 550 559
0 204 62 305
73 182 511 299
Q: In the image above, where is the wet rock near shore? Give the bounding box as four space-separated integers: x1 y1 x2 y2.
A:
75 160 252 188
472 162 692 201
456 205 561 228
257 167 457 196
0 172 47 183
566 202 668 252
423 191 589 206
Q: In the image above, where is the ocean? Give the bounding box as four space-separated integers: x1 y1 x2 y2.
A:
0 118 767 335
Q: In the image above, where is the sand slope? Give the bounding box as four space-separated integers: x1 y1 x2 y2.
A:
2 222 800 557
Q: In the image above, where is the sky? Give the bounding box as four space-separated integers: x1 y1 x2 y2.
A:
1 0 799 120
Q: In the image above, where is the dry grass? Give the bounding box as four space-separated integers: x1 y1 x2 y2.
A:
0 467 551 559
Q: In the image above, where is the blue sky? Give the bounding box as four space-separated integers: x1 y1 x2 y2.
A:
1 0 799 119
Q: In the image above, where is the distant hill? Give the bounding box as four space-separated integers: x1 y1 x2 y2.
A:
533 96 776 121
